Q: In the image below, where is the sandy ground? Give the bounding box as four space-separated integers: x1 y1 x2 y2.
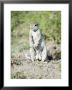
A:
11 50 61 79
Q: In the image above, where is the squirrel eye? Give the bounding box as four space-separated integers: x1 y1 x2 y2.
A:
35 24 38 26
35 24 37 26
